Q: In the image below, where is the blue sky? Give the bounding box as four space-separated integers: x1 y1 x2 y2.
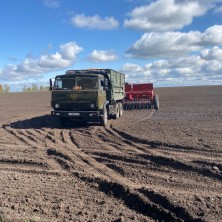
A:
1 0 222 91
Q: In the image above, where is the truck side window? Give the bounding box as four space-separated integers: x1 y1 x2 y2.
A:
54 79 62 89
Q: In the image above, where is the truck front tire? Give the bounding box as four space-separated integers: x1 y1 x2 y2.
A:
118 102 123 117
113 103 120 119
100 106 108 126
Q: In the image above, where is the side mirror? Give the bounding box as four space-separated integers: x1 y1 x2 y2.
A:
104 78 108 87
101 79 108 90
49 79 52 91
49 78 54 91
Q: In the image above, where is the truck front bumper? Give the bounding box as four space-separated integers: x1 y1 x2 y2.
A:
51 110 101 121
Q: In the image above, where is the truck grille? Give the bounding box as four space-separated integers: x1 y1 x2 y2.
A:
57 102 92 111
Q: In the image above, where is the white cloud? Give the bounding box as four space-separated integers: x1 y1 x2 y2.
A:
201 46 222 60
121 63 151 80
201 25 222 44
124 0 207 31
175 0 222 4
121 48 222 85
71 14 119 30
59 42 83 60
42 0 60 8
126 25 222 58
214 5 222 13
0 42 83 82
88 50 118 62
121 63 144 73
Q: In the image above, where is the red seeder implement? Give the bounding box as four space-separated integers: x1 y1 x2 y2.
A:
123 83 159 109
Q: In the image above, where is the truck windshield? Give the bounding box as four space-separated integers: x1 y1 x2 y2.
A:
53 76 98 90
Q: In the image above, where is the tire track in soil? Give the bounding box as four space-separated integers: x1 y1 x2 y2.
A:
3 109 221 221
1 123 196 221
92 124 222 183
54 129 139 187
0 124 52 175
108 122 222 168
21 117 220 219
89 127 222 195
68 128 200 221
2 123 156 220
111 127 222 191
2 122 136 221
57 126 205 219
44 127 199 221
78 111 222 221
1 125 72 177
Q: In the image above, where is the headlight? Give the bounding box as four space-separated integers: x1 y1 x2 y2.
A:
55 104 59 108
90 103 95 108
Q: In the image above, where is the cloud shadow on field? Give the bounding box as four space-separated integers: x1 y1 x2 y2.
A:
8 115 90 129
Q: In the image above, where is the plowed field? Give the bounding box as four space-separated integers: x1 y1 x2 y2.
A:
0 86 221 222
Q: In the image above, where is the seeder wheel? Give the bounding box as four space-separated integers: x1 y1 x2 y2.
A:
154 95 159 110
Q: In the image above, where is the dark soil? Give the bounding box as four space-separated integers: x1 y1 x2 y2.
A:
0 86 221 222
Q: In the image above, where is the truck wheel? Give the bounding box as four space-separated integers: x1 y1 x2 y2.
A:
118 102 123 117
113 103 120 119
100 106 108 126
154 95 159 110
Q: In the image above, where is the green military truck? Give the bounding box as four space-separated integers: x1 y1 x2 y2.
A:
50 69 125 126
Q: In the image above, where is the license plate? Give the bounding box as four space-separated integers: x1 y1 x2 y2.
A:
68 113 80 116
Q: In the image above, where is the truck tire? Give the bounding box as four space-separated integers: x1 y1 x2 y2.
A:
118 102 123 117
100 106 108 126
154 95 159 110
113 103 120 119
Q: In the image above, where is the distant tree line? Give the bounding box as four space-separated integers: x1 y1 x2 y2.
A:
22 84 49 92
0 83 49 93
0 84 10 93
